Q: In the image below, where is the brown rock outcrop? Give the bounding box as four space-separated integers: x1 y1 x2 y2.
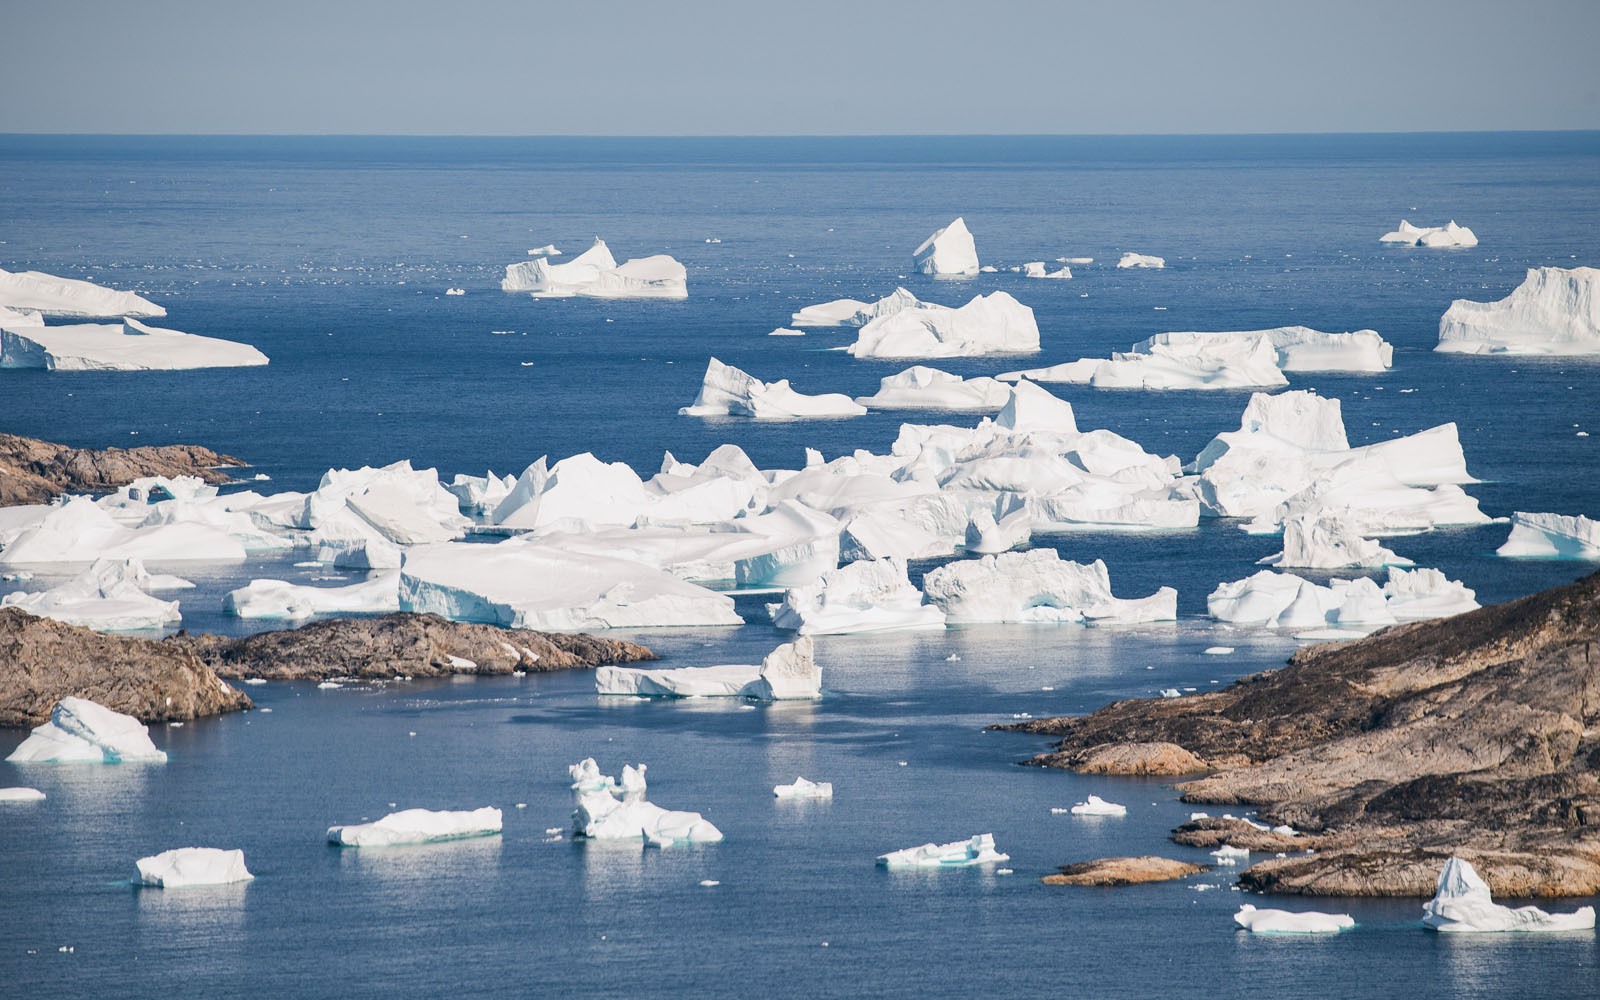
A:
1042 856 1209 887
1170 817 1315 853
1052 741 1210 776
0 432 244 506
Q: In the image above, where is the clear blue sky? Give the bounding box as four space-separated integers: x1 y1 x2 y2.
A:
4 0 1597 135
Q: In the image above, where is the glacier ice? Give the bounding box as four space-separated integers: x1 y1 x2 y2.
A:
328 807 503 847
6 697 167 764
913 217 980 276
595 636 820 700
1437 266 1599 356
1 317 268 371
0 267 166 319
923 550 1176 625
135 847 254 888
1496 512 1600 560
1234 904 1354 934
853 366 1012 412
768 558 945 635
847 291 1039 359
500 238 687 299
789 297 869 328
1257 512 1410 570
2 557 184 631
569 759 723 843
774 777 833 800
1422 858 1595 933
877 833 1008 869
679 358 866 419
1380 220 1478 248
1208 567 1477 630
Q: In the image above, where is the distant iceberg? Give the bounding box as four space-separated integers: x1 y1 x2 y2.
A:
877 833 1008 869
527 244 560 256
923 550 1176 625
569 759 723 844
847 291 1039 359
328 807 503 847
6 697 167 764
853 366 1012 412
1380 219 1477 248
774 777 833 800
0 267 166 318
0 787 46 802
0 317 269 371
136 848 254 888
678 358 866 419
913 217 980 276
501 238 687 299
596 636 820 700
1117 252 1165 269
1422 858 1595 933
789 297 870 328
1234 904 1353 934
769 558 946 635
1496 511 1600 560
1437 266 1599 356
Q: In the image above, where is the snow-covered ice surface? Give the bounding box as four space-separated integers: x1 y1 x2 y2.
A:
135 847 255 888
0 318 268 371
224 571 400 619
328 807 503 847
1437 266 1600 355
912 218 980 276
769 559 945 635
2 557 185 631
1068 795 1126 816
1208 567 1478 631
1234 904 1354 934
1117 253 1165 269
1003 327 1395 387
6 697 167 764
1496 512 1600 560
679 358 866 419
1421 858 1595 933
0 267 166 318
854 366 1012 412
877 833 1008 869
1380 220 1478 248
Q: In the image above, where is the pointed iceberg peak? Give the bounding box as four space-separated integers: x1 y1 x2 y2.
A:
913 217 980 277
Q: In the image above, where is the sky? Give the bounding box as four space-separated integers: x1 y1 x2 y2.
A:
3 0 1597 135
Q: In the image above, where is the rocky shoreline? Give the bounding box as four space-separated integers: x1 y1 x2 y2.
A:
999 570 1600 898
0 432 245 506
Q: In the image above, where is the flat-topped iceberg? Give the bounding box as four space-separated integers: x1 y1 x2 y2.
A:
328 807 503 847
1422 858 1595 933
877 833 1008 869
1380 220 1478 248
0 787 46 802
769 558 946 635
1117 253 1165 269
1138 327 1392 373
1069 795 1127 816
774 777 833 799
999 335 1286 391
0 318 269 371
2 557 185 631
500 238 687 299
789 297 870 328
0 267 166 318
0 496 248 566
1496 512 1600 560
913 217 980 276
135 848 254 888
679 358 866 419
923 550 1176 625
224 571 401 620
848 291 1038 359
6 697 167 764
855 366 1014 412
1437 266 1599 356
1208 567 1477 630
1234 904 1354 934
596 636 820 700
569 759 723 844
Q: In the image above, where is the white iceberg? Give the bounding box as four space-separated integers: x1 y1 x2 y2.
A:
500 238 687 299
1437 266 1599 356
877 833 1008 869
569 759 723 843
769 558 946 635
596 636 820 700
0 497 248 567
1380 220 1478 248
923 550 1176 625
1211 845 1249 865
6 697 167 764
1422 858 1595 933
1208 567 1477 630
963 503 1032 555
774 777 833 800
854 366 1012 412
1234 904 1354 934
1000 335 1286 391
0 787 46 802
789 297 870 327
848 291 1039 359
135 848 254 888
328 807 503 847
1137 327 1392 373
678 358 866 419
2 557 187 631
913 217 980 276
528 244 560 256
0 267 166 318
0 318 269 371
1496 512 1600 560
1117 253 1165 269
224 571 401 620
1069 795 1127 816
1257 512 1410 570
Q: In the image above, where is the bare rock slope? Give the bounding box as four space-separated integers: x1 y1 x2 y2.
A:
0 432 245 506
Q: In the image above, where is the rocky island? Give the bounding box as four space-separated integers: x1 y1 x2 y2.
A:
1001 570 1600 897
0 432 244 506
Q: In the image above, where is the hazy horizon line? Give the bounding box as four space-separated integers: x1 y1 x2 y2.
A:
4 128 1597 140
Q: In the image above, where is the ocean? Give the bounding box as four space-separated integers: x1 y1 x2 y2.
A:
1 133 1597 997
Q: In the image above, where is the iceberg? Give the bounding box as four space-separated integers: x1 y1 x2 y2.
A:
1211 845 1249 865
595 636 820 700
774 777 833 800
135 848 254 888
500 238 687 299
528 244 560 256
224 571 401 620
1136 327 1392 373
847 291 1039 359
1069 795 1127 816
327 807 503 847
877 833 1008 869
768 558 946 635
2 557 184 631
1117 253 1165 269
1234 904 1354 934
1437 266 1600 355
1208 567 1476 630
913 217 980 276
923 550 1176 625
569 759 723 843
1000 335 1286 391
1257 512 1410 570
6 697 167 764
789 297 870 328
0 496 247 566
1496 512 1600 560
0 318 269 371
853 366 1012 412
1422 858 1595 933
963 504 1032 555
1380 219 1478 248
678 358 866 419
0 787 46 802
0 267 166 318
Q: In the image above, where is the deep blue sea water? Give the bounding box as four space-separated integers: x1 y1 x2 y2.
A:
1 133 1598 998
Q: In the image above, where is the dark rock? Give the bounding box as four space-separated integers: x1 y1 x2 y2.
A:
1042 856 1209 886
0 432 244 506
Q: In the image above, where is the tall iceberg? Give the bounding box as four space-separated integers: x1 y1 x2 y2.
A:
1422 858 1595 933
847 291 1039 359
6 697 168 764
912 218 980 276
1437 266 1600 356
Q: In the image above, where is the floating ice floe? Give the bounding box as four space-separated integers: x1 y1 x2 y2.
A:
1001 333 1285 391
0 787 46 802
877 834 1008 869
1496 512 1600 560
768 558 946 635
224 571 401 620
444 288 464 296
923 550 1176 625
1117 253 1165 269
1208 567 1477 631
135 848 255 888
0 267 166 318
774 777 833 800
767 327 804 337
1380 220 1478 248
789 297 870 327
1204 646 1234 655
500 238 687 299
853 366 1013 412
847 291 1039 359
1069 795 1127 816
2 557 186 631
1012 262 1071 280
569 759 723 844
678 358 866 419
596 636 820 700
0 317 269 371
1257 511 1411 570
1211 845 1249 865
6 697 167 764
1436 266 1599 355
913 217 980 276
1234 904 1354 934
527 244 560 256
1422 858 1595 933
328 807 503 847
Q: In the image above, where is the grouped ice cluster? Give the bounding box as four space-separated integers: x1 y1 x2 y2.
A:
3 557 190 631
135 848 255 888
1437 266 1600 356
1380 220 1478 248
1208 567 1478 633
877 833 1008 869
913 218 980 276
769 559 946 635
679 358 865 419
500 239 687 299
1011 262 1071 280
596 636 821 700
1496 512 1600 560
847 290 1040 359
6 697 168 764
327 807 503 847
853 366 1012 412
1117 253 1165 269
1233 904 1354 935
773 777 833 800
569 759 723 844
923 551 1176 625
1422 858 1595 933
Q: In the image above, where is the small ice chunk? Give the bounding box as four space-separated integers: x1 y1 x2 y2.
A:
1234 904 1354 934
1211 845 1250 865
877 833 1008 869
1203 646 1234 655
0 787 46 802
772 777 833 800
1069 795 1127 816
1117 252 1165 269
